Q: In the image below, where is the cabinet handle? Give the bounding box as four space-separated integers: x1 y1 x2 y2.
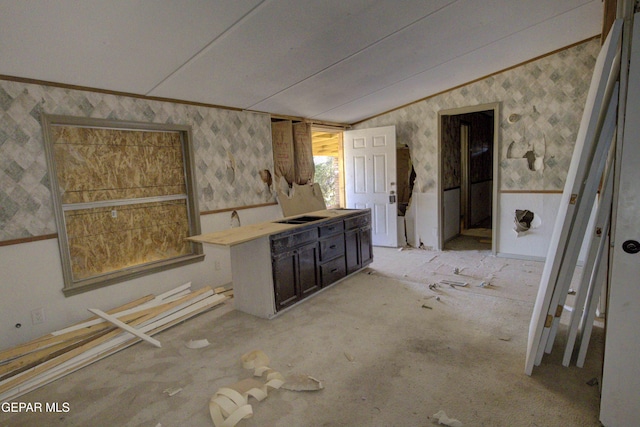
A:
329 245 336 249
331 268 339 273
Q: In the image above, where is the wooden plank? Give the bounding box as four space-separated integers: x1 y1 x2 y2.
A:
575 237 609 368
87 309 162 348
0 294 154 363
0 287 214 395
0 312 157 397
525 19 622 375
562 159 614 366
0 329 112 382
0 294 227 401
541 84 619 358
52 283 195 336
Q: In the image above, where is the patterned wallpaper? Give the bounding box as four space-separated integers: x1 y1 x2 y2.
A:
354 38 600 193
0 80 275 242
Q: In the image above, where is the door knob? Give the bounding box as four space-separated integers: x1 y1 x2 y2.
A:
622 240 640 254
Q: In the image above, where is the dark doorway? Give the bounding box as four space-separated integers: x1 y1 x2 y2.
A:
440 109 495 249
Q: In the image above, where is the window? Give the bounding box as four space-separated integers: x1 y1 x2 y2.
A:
42 115 203 295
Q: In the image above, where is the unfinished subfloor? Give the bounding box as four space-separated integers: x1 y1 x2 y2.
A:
1 236 604 427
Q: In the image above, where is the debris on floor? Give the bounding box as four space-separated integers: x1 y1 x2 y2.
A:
185 338 211 349
439 280 469 288
586 377 599 387
210 350 285 427
163 386 183 397
0 282 228 402
344 352 355 362
281 374 324 391
421 304 433 309
568 288 576 295
432 409 463 426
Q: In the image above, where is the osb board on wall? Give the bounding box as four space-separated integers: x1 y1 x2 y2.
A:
64 200 191 280
51 126 185 204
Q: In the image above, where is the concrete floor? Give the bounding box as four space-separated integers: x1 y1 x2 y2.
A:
0 237 604 427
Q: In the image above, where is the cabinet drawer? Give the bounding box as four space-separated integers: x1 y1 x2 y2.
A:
271 228 318 253
320 256 346 287
318 220 344 237
319 234 345 261
344 213 370 230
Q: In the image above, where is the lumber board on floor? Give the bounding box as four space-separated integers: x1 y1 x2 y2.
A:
0 284 229 402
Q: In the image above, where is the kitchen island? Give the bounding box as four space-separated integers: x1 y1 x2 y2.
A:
188 209 372 318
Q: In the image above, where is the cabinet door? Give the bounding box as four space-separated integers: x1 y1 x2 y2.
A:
345 229 361 274
298 242 320 297
272 251 298 310
360 226 373 266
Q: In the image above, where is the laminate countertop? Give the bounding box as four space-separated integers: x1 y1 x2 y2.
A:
187 209 366 247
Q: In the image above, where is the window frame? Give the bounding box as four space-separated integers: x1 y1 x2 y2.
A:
42 114 204 296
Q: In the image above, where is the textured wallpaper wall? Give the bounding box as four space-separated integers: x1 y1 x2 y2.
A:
0 81 275 242
354 38 600 194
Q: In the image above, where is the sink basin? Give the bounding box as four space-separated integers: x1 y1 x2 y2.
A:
274 215 328 225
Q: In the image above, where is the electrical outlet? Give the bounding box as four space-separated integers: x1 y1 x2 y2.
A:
31 307 45 325
214 260 221 271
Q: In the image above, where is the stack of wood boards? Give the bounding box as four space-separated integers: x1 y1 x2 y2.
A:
0 283 228 401
525 19 622 375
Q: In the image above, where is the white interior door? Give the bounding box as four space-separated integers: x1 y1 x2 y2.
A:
344 126 397 247
600 11 640 426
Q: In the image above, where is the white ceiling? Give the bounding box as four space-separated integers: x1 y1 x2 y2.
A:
0 0 602 124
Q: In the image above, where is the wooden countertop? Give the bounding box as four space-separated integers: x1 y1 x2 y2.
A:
187 209 365 246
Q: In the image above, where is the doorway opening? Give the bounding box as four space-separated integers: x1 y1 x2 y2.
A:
438 103 499 253
311 128 344 209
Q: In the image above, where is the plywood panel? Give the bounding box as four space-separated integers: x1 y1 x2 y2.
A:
51 127 185 204
48 122 196 285
65 200 191 280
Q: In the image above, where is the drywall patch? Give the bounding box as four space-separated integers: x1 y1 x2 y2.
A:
514 209 541 236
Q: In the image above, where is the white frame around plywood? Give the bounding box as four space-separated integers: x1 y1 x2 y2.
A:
524 19 622 376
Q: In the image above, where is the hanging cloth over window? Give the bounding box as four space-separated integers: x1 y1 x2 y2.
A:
293 122 314 185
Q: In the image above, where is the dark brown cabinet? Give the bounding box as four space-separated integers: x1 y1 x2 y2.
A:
271 230 320 310
344 213 373 274
270 209 372 313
